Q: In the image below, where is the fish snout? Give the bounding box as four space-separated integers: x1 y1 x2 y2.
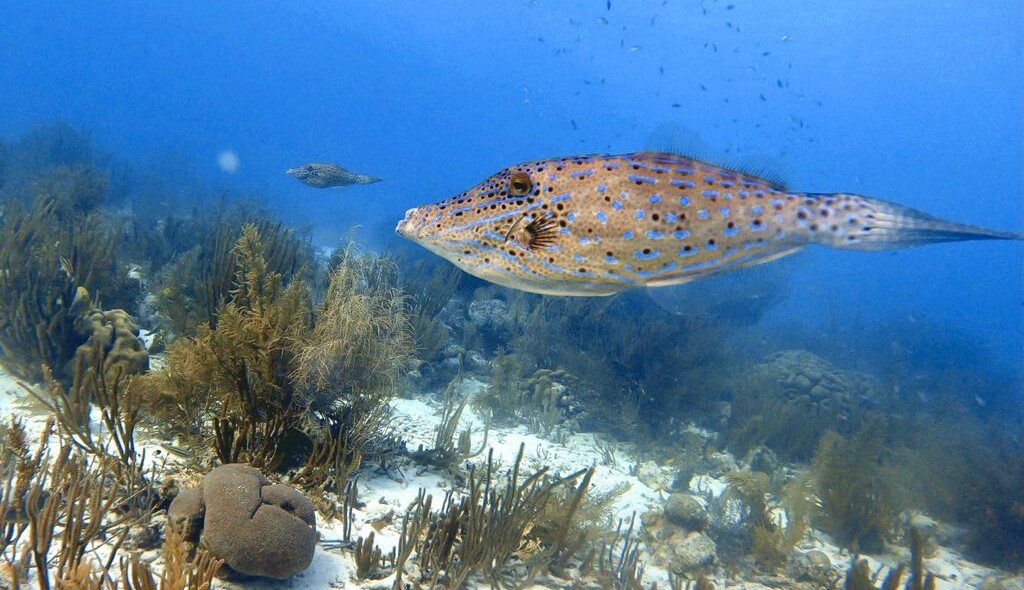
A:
395 207 420 238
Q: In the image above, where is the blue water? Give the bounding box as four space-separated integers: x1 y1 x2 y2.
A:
2 1 1020 372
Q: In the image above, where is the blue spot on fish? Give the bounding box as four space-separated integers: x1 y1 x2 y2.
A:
648 194 661 204
567 212 576 221
623 231 634 239
596 183 607 193
679 247 696 257
665 212 678 222
634 249 660 260
595 211 608 223
573 254 585 263
673 230 690 239
704 176 716 184
679 196 690 206
646 230 664 239
612 201 623 211
604 255 618 264
551 193 571 203
752 205 764 215
703 190 718 198
697 209 709 219
720 207 730 217
634 209 645 219
628 174 657 184
723 226 739 237
671 179 696 188
578 236 589 245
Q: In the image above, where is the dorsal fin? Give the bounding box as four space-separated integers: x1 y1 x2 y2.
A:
643 124 790 191
638 150 789 192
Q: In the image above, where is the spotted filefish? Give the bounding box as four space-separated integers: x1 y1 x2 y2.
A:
396 152 1020 296
286 162 382 188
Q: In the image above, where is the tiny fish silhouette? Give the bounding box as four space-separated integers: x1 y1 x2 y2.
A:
396 152 1020 296
286 163 381 188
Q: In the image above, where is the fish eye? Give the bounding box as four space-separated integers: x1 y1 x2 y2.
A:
508 172 533 196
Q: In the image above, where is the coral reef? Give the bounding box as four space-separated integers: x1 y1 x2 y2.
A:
144 225 410 489
71 288 149 378
495 290 735 444
840 526 936 590
727 350 881 461
473 349 579 436
151 211 314 339
168 463 317 580
0 415 216 590
354 445 596 588
0 197 139 383
812 420 899 553
892 415 1024 568
293 240 412 413
396 251 462 366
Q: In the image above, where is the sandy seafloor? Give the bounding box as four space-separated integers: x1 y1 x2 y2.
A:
1 367 1021 590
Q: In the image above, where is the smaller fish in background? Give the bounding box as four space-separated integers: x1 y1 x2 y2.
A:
286 162 382 188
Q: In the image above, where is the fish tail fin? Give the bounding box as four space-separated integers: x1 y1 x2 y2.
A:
811 194 1022 251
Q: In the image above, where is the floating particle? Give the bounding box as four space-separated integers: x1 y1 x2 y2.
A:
218 150 240 173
